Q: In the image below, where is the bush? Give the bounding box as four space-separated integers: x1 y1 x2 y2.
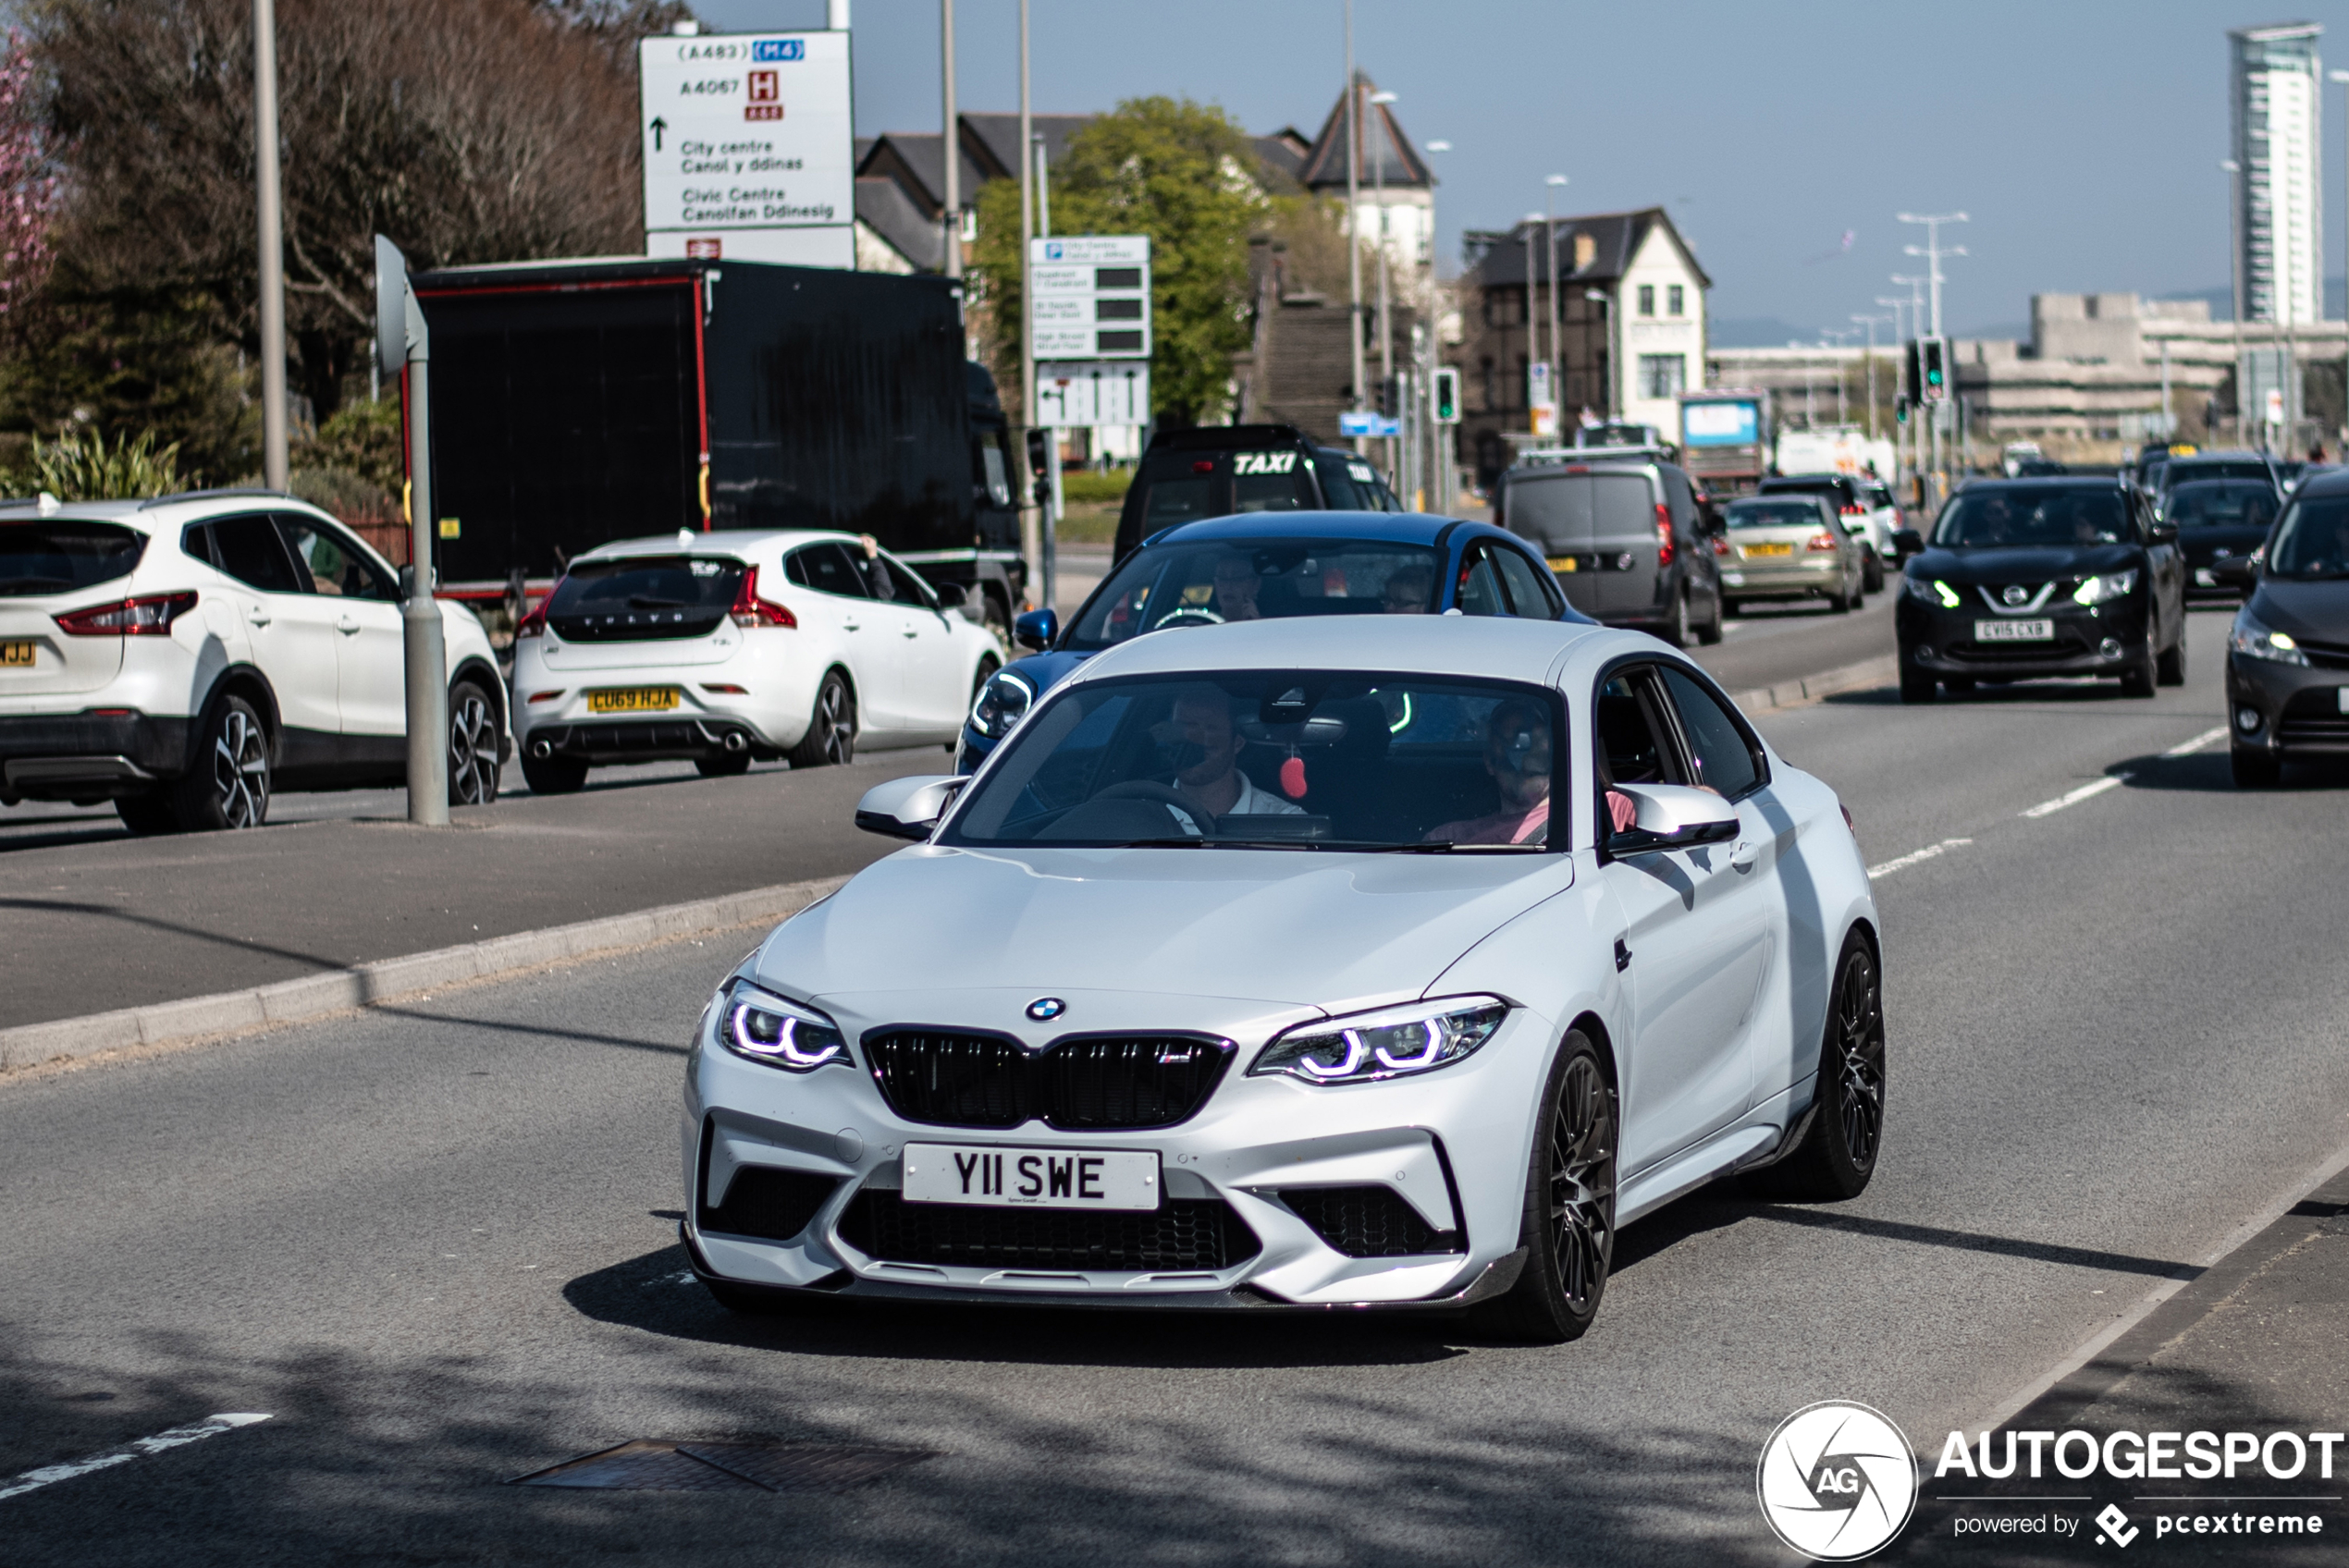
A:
25 425 186 498
309 398 403 495
1059 469 1131 505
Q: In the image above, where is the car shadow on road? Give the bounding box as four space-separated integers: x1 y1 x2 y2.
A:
563 1243 1475 1370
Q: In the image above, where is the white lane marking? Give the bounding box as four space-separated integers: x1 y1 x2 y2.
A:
0 1413 271 1503
1867 838 1974 880
2165 725 2228 758
2023 776 2128 818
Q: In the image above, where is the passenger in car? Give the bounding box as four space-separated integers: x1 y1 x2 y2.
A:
1423 699 1555 845
1160 685 1302 819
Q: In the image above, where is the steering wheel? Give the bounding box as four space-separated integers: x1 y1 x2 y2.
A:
1149 606 1225 632
1094 779 1211 834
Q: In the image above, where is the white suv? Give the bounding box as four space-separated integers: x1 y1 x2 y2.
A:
0 491 508 832
510 530 1002 792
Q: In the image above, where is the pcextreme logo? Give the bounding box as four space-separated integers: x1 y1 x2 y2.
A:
1758 1402 1921 1561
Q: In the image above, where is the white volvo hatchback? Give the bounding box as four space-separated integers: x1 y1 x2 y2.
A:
510 530 1002 792
0 493 507 831
682 617 1882 1341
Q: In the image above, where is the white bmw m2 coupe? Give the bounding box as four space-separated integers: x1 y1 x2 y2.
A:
682 616 1882 1341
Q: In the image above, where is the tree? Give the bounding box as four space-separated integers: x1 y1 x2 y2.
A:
0 31 55 326
30 0 670 425
972 97 1269 427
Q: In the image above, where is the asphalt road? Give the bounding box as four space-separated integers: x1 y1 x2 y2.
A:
6 606 2348 1563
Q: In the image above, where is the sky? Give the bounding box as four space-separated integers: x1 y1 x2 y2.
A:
695 0 2349 342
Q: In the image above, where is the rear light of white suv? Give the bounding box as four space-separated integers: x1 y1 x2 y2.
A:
53 591 198 636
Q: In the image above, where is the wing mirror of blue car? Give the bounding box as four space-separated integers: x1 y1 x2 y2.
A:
854 775 969 840
1890 527 1925 558
1607 783 1740 853
1013 606 1058 653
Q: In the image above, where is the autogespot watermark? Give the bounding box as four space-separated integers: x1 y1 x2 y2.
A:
1933 1427 2343 1550
1757 1402 1921 1562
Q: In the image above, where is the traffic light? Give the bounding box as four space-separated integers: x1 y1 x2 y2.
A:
1024 426 1052 506
1376 375 1399 420
1920 337 1948 404
1903 339 1923 406
1432 366 1460 424
1895 398 1910 426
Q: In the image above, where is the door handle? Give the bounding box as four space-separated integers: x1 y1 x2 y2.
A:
1613 937 1632 972
336 616 360 634
1730 839 1759 872
842 619 861 631
246 609 271 627
901 628 919 639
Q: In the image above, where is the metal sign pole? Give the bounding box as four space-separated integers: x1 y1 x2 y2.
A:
377 237 449 827
252 0 289 490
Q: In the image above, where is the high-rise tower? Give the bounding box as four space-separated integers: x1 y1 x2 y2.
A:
2231 22 2324 325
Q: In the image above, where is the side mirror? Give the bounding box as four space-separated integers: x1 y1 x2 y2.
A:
933 581 969 610
1013 606 1058 653
1608 783 1740 852
1890 527 1925 558
2147 521 2179 545
854 775 968 841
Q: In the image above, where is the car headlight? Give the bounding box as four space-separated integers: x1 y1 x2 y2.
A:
719 981 850 1072
967 668 1035 740
2231 610 2308 666
1902 576 1961 607
1250 996 1507 1084
2072 569 2139 606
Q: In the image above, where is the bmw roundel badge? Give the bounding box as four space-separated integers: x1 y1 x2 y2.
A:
1026 997 1066 1022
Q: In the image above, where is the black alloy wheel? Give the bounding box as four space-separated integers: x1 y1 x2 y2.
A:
169 693 271 831
1749 930 1886 1202
788 670 856 768
449 680 501 805
1472 1030 1617 1344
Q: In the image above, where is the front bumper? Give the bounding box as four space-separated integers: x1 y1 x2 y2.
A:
1896 595 2151 680
683 988 1551 1311
0 712 190 802
2226 651 2349 758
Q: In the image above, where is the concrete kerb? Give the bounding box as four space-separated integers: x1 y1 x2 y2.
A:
1727 654 1899 717
0 875 849 1073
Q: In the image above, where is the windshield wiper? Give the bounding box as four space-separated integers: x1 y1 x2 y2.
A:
1360 839 1547 853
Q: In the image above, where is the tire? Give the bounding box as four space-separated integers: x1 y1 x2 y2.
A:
981 592 1012 651
1470 1030 1617 1344
1664 588 1692 649
972 653 1000 699
167 693 271 831
1826 572 1854 614
1747 930 1885 1202
448 680 501 806
1862 548 1886 594
1695 589 1725 645
1943 677 1975 695
1899 662 1937 704
521 753 588 795
788 670 856 768
2156 631 2186 687
115 793 181 836
1720 596 1742 619
695 751 752 778
2119 658 2156 698
2231 745 2281 788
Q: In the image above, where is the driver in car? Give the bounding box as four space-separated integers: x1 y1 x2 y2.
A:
1211 556 1264 621
1162 685 1302 819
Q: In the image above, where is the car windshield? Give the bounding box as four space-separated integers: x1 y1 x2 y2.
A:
547 555 745 616
944 671 1565 852
2166 482 2278 529
1063 538 1445 651
2266 495 2349 579
1725 500 1821 530
0 520 147 597
2167 460 2274 487
1933 488 2131 546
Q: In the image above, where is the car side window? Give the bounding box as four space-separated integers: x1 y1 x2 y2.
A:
1454 544 1508 616
879 556 937 606
783 543 870 598
1493 545 1561 618
203 512 303 594
1656 666 1765 800
276 515 396 600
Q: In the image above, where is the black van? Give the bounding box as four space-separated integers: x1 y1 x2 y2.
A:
1495 451 1725 646
1112 424 1406 559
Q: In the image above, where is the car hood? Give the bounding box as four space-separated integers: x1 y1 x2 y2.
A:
1906 543 2144 583
1003 648 1095 697
754 845 1577 1013
2247 577 2349 641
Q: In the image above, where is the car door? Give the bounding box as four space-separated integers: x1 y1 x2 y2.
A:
275 514 406 739
1592 472 1661 618
876 552 967 734
1502 472 1602 619
782 542 900 730
191 513 343 746
1590 664 1765 1174
2138 492 2185 642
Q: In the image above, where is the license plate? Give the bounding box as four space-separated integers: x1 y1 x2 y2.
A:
0 640 33 668
1548 556 1579 573
586 686 680 714
1974 619 2053 643
1743 542 1794 557
902 1143 1161 1211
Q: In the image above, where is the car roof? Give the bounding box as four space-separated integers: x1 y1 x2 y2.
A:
1065 609 1617 688
576 528 865 561
15 493 340 532
2290 464 2349 497
1956 476 2124 491
1143 511 1469 548
1763 472 1856 484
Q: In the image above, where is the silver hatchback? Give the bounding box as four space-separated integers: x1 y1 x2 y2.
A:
1717 495 1866 614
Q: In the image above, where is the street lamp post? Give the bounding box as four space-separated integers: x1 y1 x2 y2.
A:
1851 313 1892 441
1017 0 1039 606
2331 71 2349 452
1343 3 1363 447
2222 159 2244 446
940 0 959 280
1424 138 1451 511
1370 90 1398 479
1900 212 1966 490
1545 174 1568 436
252 0 289 490
1584 289 1610 422
1875 295 1910 474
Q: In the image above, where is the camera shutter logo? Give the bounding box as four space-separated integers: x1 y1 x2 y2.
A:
1756 1402 1918 1561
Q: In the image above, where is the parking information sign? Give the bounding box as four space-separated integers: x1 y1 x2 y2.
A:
638 31 855 269
1035 361 1152 428
1028 235 1150 360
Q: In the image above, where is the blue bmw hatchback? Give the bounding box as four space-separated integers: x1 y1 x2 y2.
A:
956 512 1594 772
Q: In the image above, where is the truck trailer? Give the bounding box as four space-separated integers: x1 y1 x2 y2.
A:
409 257 1025 636
1677 389 1772 496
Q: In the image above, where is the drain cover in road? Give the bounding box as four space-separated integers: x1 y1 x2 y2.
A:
511 1439 936 1494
